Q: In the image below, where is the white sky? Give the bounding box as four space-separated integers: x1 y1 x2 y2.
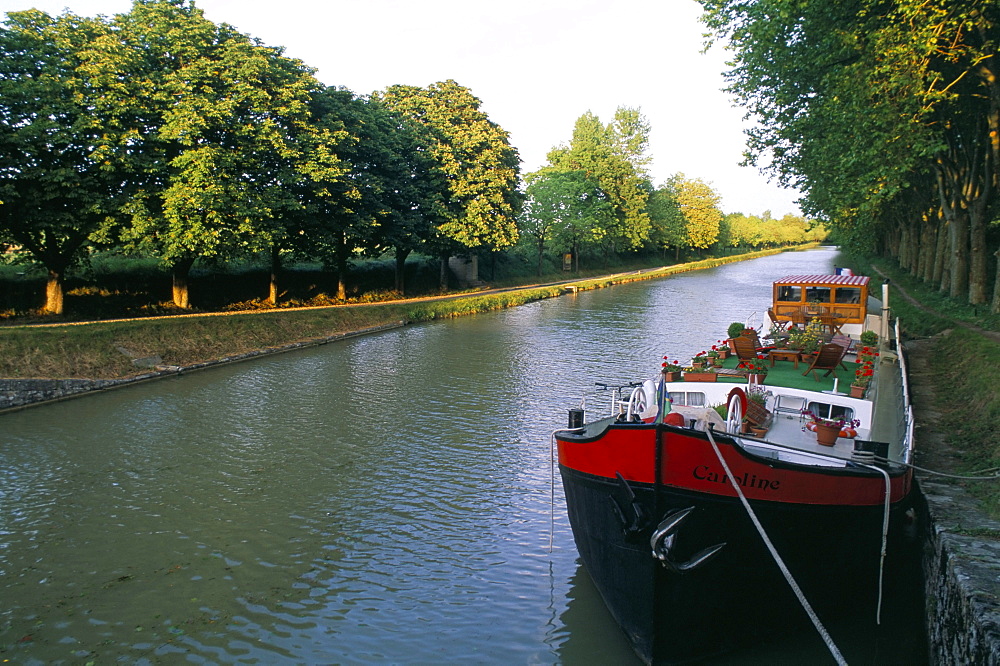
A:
1 0 803 216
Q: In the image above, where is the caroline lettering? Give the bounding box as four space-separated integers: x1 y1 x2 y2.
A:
692 465 780 491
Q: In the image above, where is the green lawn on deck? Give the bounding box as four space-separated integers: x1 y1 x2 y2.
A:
714 353 845 393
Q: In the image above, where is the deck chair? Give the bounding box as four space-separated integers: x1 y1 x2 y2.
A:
829 335 855 369
767 308 790 332
802 343 848 381
742 330 776 353
730 335 758 362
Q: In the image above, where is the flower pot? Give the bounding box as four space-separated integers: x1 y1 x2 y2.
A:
748 374 767 385
750 426 768 437
684 372 717 382
850 384 865 398
814 422 841 446
662 371 682 382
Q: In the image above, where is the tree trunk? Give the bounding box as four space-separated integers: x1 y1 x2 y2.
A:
992 247 1000 314
394 248 411 294
44 268 64 315
932 214 948 288
172 257 196 309
269 242 281 306
439 253 449 290
919 214 937 283
969 192 990 305
334 231 348 301
948 207 969 300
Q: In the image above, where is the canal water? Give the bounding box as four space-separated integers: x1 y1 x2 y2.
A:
0 248 925 664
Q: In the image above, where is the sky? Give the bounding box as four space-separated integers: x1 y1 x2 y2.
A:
1 0 803 216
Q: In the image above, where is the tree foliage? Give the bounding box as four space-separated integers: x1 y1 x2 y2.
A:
0 9 121 313
700 0 1000 309
376 80 522 254
545 108 653 252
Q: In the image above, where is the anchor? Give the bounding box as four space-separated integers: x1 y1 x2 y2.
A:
649 507 726 572
608 472 648 541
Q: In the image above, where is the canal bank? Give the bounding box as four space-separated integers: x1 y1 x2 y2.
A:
907 334 1000 665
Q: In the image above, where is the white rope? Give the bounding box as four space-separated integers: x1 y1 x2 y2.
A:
549 428 583 552
706 429 847 666
858 462 892 624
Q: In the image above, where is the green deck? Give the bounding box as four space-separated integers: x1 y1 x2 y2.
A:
713 354 847 393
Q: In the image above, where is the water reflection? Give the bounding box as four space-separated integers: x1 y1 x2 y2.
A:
0 248 921 663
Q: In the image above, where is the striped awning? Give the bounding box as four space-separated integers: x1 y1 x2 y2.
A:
774 274 870 286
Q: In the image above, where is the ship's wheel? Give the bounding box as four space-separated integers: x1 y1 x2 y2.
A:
725 387 748 434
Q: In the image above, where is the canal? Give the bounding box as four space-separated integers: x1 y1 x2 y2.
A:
0 247 925 663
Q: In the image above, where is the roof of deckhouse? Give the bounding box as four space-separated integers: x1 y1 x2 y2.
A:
774 274 871 286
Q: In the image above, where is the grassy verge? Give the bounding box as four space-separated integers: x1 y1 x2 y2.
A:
0 248 796 380
927 327 1000 516
845 253 1000 516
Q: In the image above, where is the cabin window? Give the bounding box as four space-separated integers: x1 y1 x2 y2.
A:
805 286 831 303
777 285 801 302
834 287 862 304
805 401 854 422
669 391 705 407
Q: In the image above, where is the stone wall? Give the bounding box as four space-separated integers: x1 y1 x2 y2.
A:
0 377 141 410
920 476 1000 665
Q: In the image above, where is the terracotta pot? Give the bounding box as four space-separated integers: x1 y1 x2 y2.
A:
750 426 768 437
814 422 841 446
850 384 865 398
662 371 682 382
748 373 767 385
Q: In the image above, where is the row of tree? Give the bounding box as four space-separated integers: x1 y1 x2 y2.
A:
518 108 824 273
699 0 1000 311
0 0 522 314
1 0 820 316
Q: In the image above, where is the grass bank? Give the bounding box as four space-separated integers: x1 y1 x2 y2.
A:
846 254 1000 517
0 249 794 379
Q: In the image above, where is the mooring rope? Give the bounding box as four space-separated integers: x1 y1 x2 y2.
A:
549 428 583 552
858 461 891 624
706 428 847 666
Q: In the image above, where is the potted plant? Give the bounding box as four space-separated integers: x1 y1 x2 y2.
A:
802 411 860 446
860 330 878 346
727 322 745 341
788 317 824 354
691 351 708 369
737 356 769 384
661 357 683 381
684 365 717 382
706 347 721 366
851 357 875 397
717 340 731 359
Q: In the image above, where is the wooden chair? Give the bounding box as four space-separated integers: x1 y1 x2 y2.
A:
767 308 790 332
830 334 855 352
802 343 848 381
730 335 758 361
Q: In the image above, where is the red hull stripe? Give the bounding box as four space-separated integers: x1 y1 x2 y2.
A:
557 426 911 506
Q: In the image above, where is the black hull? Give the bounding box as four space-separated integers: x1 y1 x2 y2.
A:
560 464 915 664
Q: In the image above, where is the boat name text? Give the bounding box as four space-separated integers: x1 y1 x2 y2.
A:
692 465 780 491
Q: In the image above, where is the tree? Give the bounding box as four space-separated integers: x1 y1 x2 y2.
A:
546 108 652 253
289 88 440 299
673 174 723 250
0 9 121 314
376 80 521 286
699 0 999 308
89 0 345 308
520 169 614 273
646 181 687 260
